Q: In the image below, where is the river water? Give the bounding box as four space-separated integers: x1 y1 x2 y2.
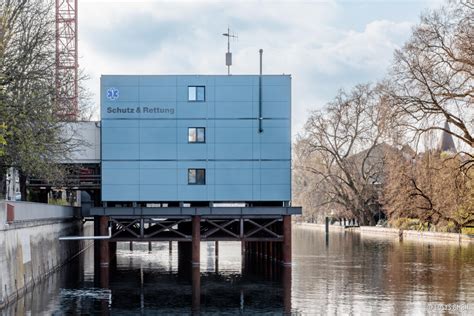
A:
2 226 473 315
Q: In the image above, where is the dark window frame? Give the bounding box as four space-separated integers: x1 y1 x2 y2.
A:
188 86 206 102
188 168 206 185
188 127 206 143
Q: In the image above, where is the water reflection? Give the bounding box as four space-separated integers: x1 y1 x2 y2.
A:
293 228 474 315
2 227 473 315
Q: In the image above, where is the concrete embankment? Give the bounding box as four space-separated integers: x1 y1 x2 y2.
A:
358 226 402 242
402 229 473 244
0 201 89 308
359 226 474 244
296 222 358 232
297 222 474 245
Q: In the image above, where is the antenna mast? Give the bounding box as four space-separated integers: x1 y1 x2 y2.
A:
222 27 237 75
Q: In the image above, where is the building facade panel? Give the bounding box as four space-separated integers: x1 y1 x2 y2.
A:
139 86 177 102
262 101 291 118
102 143 139 160
177 185 209 201
102 127 139 144
101 74 291 203
260 143 291 160
214 144 254 160
177 144 208 160
139 144 177 160
214 101 254 118
140 185 178 200
140 169 178 185
139 127 177 144
102 184 139 201
138 75 177 86
176 75 216 87
102 168 139 185
259 126 290 143
176 101 208 118
215 85 254 102
214 184 253 201
101 75 139 86
139 161 177 169
214 168 253 185
261 185 290 200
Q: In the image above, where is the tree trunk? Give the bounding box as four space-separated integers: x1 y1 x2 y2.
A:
366 212 376 226
0 168 6 199
358 211 376 226
357 214 368 226
19 171 27 201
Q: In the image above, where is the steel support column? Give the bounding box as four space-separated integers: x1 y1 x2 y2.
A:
283 266 292 313
192 266 201 313
268 241 273 261
99 216 109 267
109 241 117 263
192 216 200 266
282 215 292 266
99 216 110 288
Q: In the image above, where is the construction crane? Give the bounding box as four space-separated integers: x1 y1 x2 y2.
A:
55 0 78 120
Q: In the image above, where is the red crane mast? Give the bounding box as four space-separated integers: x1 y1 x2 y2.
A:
55 0 78 120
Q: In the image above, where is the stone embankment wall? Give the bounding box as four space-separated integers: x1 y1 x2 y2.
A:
296 222 358 232
0 201 85 308
297 222 474 244
359 226 473 244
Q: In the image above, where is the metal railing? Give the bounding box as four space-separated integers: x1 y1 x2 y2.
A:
28 174 101 189
0 200 76 227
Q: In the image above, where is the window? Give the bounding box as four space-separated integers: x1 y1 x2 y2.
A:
188 86 205 102
188 169 206 185
188 127 205 143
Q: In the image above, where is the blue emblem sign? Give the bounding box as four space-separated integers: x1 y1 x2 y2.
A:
106 87 119 101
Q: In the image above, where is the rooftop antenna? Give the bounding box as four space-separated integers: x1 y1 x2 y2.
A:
222 27 237 75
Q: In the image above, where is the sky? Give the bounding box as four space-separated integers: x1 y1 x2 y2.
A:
79 0 444 136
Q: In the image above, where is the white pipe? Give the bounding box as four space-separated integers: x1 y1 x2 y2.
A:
59 226 111 240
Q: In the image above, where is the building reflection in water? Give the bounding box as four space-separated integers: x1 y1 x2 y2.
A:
89 240 291 314
4 228 473 315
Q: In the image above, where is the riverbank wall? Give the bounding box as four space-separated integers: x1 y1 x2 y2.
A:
296 222 358 232
297 222 474 244
0 201 87 309
360 226 474 244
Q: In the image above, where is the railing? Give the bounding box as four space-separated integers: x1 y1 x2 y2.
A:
0 200 76 228
28 174 101 189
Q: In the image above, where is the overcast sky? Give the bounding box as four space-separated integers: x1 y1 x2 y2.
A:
79 0 443 136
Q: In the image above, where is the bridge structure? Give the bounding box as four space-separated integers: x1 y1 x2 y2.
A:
28 75 301 309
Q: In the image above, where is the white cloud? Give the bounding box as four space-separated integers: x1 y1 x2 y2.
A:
78 0 430 135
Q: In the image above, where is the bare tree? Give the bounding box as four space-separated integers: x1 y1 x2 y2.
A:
384 150 474 232
294 1 473 227
0 0 77 199
298 84 392 225
293 139 330 223
387 2 473 154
